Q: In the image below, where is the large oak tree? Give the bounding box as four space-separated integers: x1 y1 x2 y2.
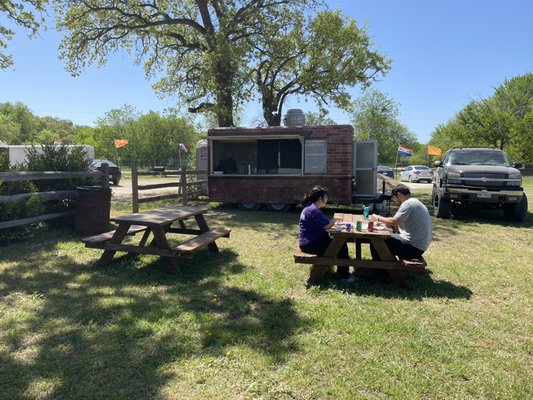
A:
53 0 320 127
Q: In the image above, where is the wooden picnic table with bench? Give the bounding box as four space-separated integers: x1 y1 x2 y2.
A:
82 206 230 273
295 212 426 288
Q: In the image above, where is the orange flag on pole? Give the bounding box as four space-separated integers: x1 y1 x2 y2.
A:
427 145 442 156
114 139 129 148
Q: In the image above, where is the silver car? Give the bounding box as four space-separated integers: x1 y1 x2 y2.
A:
400 165 433 183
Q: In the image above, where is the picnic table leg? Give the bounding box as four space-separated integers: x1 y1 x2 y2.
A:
371 239 409 288
138 228 152 247
194 213 219 252
150 227 181 274
98 223 130 266
307 237 346 287
307 265 330 287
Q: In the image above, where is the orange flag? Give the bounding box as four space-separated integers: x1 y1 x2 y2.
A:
114 139 129 148
427 145 442 156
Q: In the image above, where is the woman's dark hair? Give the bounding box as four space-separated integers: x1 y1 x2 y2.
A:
391 184 411 197
301 185 328 206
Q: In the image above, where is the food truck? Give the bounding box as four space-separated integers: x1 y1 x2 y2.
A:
205 124 388 211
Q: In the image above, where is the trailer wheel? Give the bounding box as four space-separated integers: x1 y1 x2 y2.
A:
238 202 261 211
266 203 292 212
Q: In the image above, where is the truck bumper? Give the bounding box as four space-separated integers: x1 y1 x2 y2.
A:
441 187 523 204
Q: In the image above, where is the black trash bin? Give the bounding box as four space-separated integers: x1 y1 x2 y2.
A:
75 186 112 235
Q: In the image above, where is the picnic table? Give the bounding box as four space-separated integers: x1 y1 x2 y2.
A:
295 213 426 288
82 206 230 273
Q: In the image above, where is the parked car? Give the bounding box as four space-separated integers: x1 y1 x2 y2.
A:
399 165 433 183
89 159 121 185
377 165 395 179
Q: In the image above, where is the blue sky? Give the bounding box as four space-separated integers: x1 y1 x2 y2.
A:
1 0 532 144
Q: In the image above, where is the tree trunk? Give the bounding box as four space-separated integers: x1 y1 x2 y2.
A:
215 61 235 127
262 92 282 126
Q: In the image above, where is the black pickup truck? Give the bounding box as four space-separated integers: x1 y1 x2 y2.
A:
432 147 528 221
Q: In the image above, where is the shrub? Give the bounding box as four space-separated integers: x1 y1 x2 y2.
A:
25 144 90 171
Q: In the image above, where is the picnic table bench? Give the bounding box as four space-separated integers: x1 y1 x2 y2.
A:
81 206 230 273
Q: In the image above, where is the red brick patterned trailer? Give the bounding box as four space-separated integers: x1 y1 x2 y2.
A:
207 125 376 211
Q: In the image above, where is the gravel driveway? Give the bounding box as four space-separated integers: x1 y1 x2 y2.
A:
110 177 182 202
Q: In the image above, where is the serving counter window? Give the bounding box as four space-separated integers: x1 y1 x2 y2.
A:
211 138 303 175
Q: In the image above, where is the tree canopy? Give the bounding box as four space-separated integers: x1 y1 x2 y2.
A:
93 105 198 167
251 9 390 125
52 1 389 127
0 0 46 69
430 72 533 162
53 0 326 127
0 101 200 167
350 89 417 164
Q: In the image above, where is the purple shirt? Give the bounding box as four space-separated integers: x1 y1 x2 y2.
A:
298 203 330 246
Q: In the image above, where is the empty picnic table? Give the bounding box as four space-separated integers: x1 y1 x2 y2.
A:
82 206 231 273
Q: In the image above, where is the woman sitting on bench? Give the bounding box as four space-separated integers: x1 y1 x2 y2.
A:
298 186 352 281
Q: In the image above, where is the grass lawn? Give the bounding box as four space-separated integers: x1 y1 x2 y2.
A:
1 178 532 399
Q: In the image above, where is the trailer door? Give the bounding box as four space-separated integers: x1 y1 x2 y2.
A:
353 140 377 198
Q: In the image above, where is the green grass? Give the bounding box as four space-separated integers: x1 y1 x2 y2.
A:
1 178 532 399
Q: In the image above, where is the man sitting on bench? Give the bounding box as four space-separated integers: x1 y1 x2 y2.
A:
369 184 432 261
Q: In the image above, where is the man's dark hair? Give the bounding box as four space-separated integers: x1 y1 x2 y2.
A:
391 184 411 197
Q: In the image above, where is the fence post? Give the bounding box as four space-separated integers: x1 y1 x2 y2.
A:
180 169 188 205
102 163 110 188
132 162 139 213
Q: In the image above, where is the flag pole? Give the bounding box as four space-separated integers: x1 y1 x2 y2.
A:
395 143 399 176
115 146 120 167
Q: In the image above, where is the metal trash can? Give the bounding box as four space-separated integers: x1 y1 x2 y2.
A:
75 186 111 234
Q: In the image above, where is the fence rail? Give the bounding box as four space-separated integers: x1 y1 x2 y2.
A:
130 163 207 213
0 169 106 230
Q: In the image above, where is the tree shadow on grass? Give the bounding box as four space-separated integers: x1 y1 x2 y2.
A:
0 238 308 399
446 206 533 228
315 268 472 301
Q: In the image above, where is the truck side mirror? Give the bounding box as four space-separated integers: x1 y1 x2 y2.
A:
512 162 523 169
434 160 442 167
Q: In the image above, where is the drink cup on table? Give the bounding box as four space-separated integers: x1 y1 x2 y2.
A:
363 205 371 220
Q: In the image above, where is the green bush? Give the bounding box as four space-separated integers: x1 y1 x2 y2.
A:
0 144 89 236
25 144 90 171
0 151 8 171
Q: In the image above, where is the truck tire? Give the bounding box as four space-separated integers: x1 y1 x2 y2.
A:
503 194 528 222
238 202 261 211
266 203 292 212
433 191 451 219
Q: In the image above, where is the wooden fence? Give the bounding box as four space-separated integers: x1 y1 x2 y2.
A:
130 163 207 213
0 168 106 230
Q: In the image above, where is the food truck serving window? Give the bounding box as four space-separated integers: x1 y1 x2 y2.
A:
211 138 303 175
